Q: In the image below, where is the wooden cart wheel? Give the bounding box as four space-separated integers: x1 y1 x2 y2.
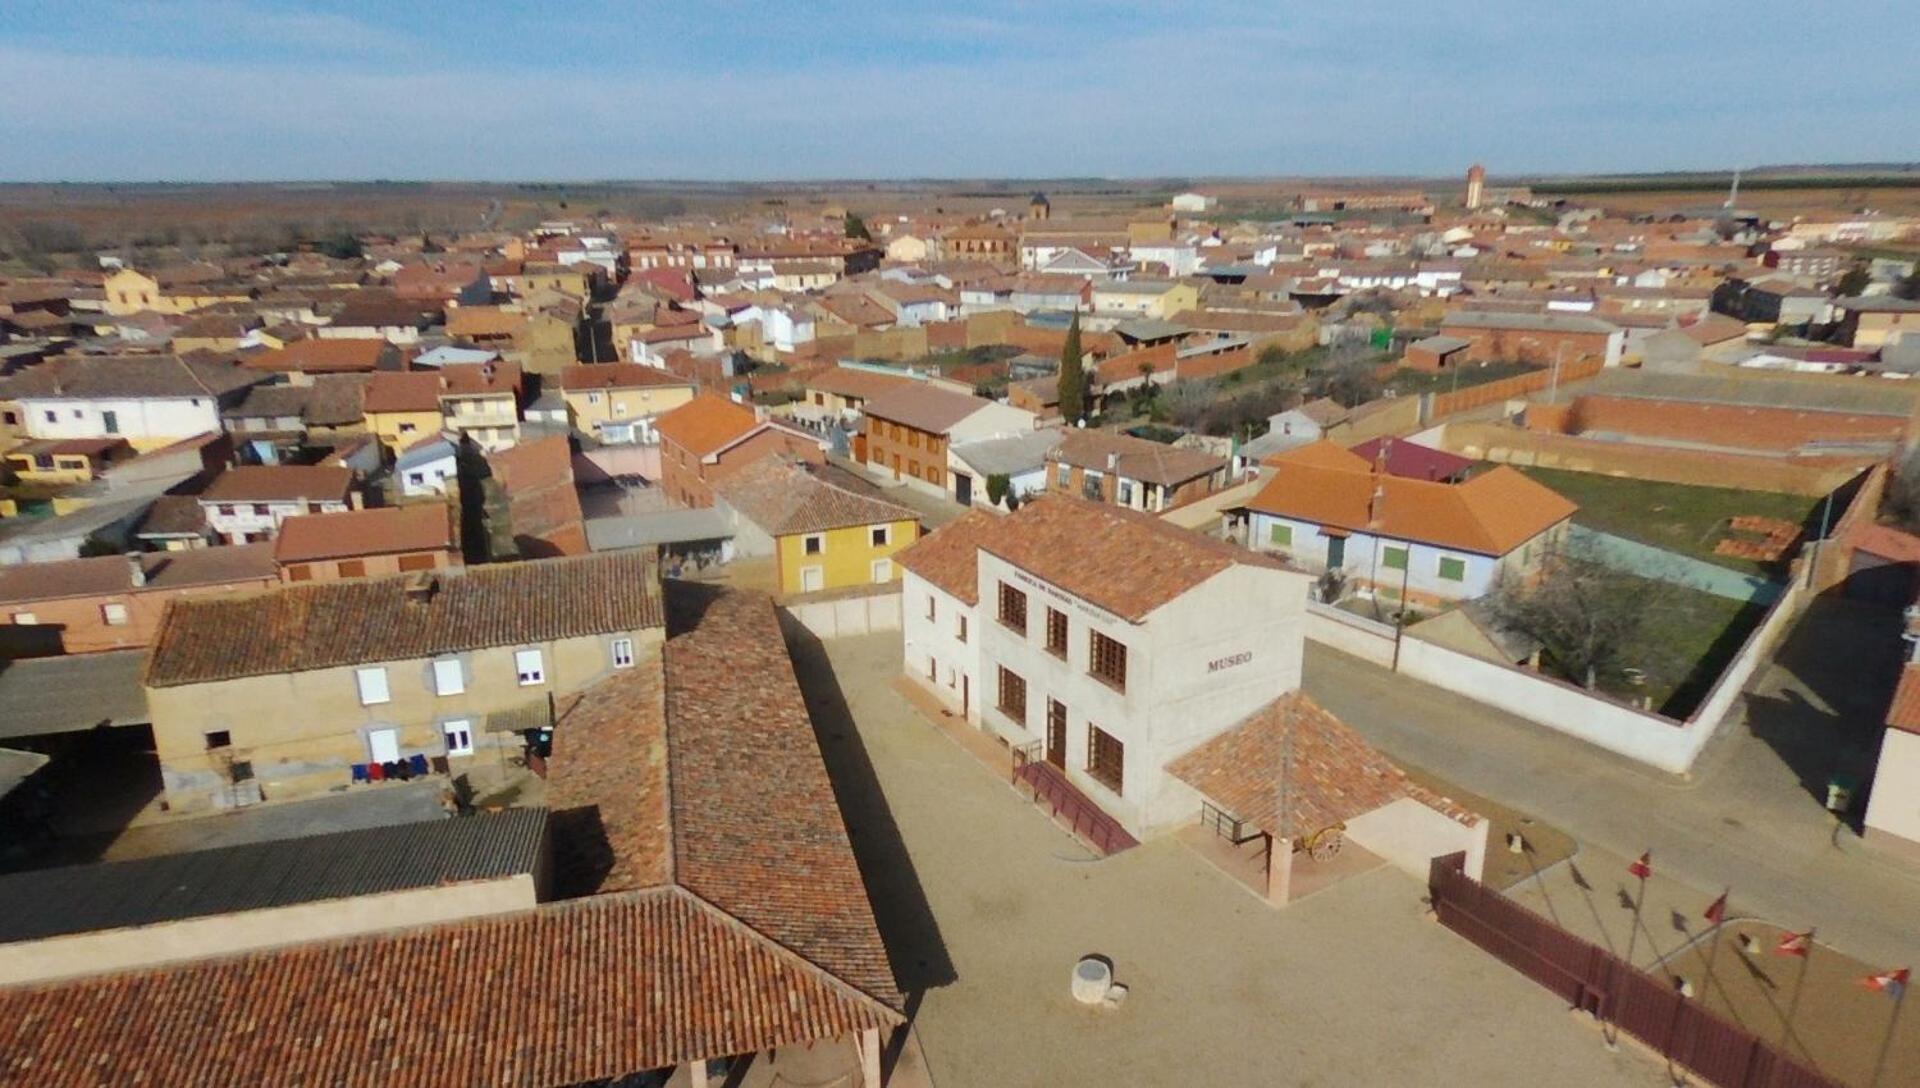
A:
1305 824 1346 861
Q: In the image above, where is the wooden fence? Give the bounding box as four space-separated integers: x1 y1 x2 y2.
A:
1429 854 1845 1088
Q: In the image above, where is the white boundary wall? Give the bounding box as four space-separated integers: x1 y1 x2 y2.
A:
782 590 903 640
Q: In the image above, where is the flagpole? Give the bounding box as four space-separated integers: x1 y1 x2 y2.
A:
1869 978 1908 1088
1611 869 1649 1045
1702 890 1730 1008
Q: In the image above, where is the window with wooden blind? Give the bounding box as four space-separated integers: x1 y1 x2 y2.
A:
997 665 1027 725
998 582 1027 633
1089 629 1127 691
1086 725 1123 794
1045 607 1068 657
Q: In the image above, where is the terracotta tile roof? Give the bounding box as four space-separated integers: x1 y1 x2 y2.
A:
487 436 586 556
200 464 354 504
437 360 521 399
894 510 997 605
0 544 275 605
0 354 264 400
860 384 991 434
1247 463 1576 556
0 887 899 1088
1049 429 1225 487
983 496 1293 622
145 551 662 687
272 504 454 565
717 460 917 537
1853 523 1920 565
1347 437 1477 482
654 392 760 457
1167 692 1478 837
558 362 694 391
662 587 903 1010
805 365 918 400
548 662 672 895
444 306 527 339
1888 663 1920 735
244 338 393 373
362 371 444 413
1264 438 1371 471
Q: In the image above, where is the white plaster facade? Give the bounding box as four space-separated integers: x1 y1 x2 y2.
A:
14 395 223 446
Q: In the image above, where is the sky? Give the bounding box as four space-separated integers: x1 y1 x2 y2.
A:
2 1 1917 182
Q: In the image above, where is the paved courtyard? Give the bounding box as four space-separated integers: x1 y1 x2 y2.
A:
793 632 1665 1087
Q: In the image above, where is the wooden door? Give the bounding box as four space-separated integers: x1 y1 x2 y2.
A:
1046 700 1067 769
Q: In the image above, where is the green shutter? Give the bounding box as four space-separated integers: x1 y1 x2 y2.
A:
1382 546 1408 571
1268 523 1293 547
1438 556 1467 581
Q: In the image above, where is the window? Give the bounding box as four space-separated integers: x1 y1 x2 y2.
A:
1117 480 1134 505
515 648 546 685
101 602 130 626
612 637 635 668
998 582 1028 634
614 401 629 417
957 615 968 643
587 392 603 405
925 595 936 621
1437 555 1467 582
433 658 465 696
251 504 270 516
1089 629 1127 691
355 667 391 705
204 730 232 750
871 525 890 547
11 611 38 625
398 422 417 434
217 504 237 517
1382 545 1409 571
337 559 367 578
1086 725 1124 794
286 564 312 582
443 719 474 757
803 534 824 556
1268 523 1293 547
1056 463 1070 487
870 558 893 583
43 410 56 424
997 665 1027 724
407 472 426 485
1045 607 1068 657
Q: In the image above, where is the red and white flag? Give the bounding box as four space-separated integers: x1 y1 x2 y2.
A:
1704 891 1728 926
1862 968 1910 999
1627 852 1652 880
1774 930 1813 958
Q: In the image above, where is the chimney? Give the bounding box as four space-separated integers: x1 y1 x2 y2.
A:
1106 452 1118 472
126 553 147 588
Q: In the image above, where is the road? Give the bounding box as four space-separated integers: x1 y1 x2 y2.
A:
1302 595 1920 969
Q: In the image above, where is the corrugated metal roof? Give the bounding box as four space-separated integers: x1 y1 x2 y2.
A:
0 808 547 944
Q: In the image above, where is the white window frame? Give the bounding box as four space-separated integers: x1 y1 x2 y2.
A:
871 558 893 584
612 637 635 669
870 524 891 547
355 666 391 706
101 602 131 626
515 648 546 686
433 658 465 696
803 533 825 556
12 611 38 625
442 719 474 757
800 565 825 593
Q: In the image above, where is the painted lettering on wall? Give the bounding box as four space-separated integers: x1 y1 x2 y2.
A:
1207 651 1253 674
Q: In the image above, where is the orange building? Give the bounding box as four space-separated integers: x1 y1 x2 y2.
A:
273 505 461 583
0 546 277 655
654 393 826 508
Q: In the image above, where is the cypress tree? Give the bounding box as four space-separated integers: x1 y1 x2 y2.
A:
1058 310 1086 423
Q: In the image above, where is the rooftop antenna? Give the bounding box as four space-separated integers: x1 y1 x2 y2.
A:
1724 168 1741 210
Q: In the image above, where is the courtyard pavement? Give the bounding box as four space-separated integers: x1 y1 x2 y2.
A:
792 631 1666 1087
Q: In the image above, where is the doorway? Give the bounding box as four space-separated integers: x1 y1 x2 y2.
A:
1046 699 1067 769
1325 534 1346 569
367 728 400 765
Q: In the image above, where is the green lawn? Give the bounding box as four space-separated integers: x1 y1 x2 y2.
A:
1383 360 1537 396
1590 578 1768 719
1515 466 1826 577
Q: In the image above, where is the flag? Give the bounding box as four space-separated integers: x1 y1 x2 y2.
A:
1774 930 1813 958
1704 891 1728 926
1627 852 1651 880
1862 968 1910 999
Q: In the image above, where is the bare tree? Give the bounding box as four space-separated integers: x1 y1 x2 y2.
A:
1484 543 1658 691
1885 446 1920 531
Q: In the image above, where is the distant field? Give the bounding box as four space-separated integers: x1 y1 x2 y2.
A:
1514 466 1825 576
1576 184 1920 217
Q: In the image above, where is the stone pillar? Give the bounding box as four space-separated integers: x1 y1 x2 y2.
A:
858 1027 883 1086
680 1058 710 1088
1266 835 1294 906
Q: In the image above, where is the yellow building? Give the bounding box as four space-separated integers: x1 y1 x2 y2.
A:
103 269 164 315
519 262 593 302
557 363 696 444
140 552 665 813
716 460 921 595
103 267 253 316
361 372 449 454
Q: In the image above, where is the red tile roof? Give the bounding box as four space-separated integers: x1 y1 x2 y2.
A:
1048 429 1225 487
894 509 998 605
200 464 354 504
716 460 917 537
558 362 694 391
1247 463 1576 556
0 545 276 606
860 384 992 434
272 504 454 565
982 496 1293 622
244 338 392 373
362 371 443 413
1888 663 1920 735
0 887 899 1088
654 392 760 458
1167 692 1478 837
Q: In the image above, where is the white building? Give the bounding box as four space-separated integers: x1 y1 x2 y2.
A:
199 465 355 544
394 435 459 498
0 355 262 449
1170 192 1218 213
1867 653 1920 865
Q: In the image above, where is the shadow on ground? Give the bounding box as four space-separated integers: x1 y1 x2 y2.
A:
779 615 957 1000
1743 596 1902 832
